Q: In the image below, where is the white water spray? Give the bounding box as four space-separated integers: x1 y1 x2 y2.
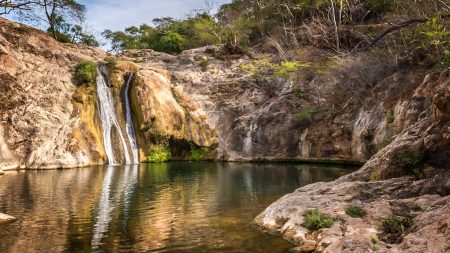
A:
123 73 139 164
96 66 130 165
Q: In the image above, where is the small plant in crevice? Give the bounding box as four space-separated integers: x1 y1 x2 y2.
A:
368 170 381 181
146 144 171 163
438 52 450 70
104 57 117 72
302 208 335 230
385 112 395 124
292 86 305 99
73 61 98 86
401 150 423 179
380 214 414 244
293 108 320 121
370 236 380 251
273 60 309 80
198 59 209 71
345 205 367 218
189 147 208 161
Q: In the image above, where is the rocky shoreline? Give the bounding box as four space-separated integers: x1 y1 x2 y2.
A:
254 70 450 252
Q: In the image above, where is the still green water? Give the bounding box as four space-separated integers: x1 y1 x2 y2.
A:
0 162 356 252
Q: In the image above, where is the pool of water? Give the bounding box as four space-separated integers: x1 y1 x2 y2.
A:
0 162 357 252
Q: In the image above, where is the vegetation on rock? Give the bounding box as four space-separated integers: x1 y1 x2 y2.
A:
189 147 208 161
345 205 367 218
381 214 414 243
146 145 172 163
302 209 335 230
73 61 98 86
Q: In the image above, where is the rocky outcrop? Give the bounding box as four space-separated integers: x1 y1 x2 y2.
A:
0 18 106 168
255 71 450 252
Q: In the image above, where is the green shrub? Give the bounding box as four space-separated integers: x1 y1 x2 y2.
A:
190 147 208 161
198 59 209 70
302 209 335 230
104 57 117 72
345 205 367 218
73 61 98 86
381 214 413 243
273 60 309 80
401 150 423 178
438 51 450 70
293 108 319 121
292 86 305 99
146 145 171 163
385 113 395 124
370 236 379 245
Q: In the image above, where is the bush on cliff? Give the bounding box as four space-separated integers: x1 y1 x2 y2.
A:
73 61 98 86
381 214 414 243
190 147 208 161
302 209 335 230
146 145 171 163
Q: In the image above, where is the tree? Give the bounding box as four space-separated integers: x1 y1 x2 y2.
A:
0 0 37 15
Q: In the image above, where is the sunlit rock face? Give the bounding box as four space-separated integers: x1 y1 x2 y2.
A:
119 48 444 163
255 72 450 252
0 18 106 168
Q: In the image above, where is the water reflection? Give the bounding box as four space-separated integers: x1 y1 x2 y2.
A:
0 162 356 252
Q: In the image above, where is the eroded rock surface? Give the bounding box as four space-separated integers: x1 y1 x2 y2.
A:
255 72 450 252
0 18 106 168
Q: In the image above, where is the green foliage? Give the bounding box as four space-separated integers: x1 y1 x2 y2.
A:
385 113 395 124
102 12 222 54
73 61 97 86
438 51 450 70
240 63 260 75
146 145 171 163
292 86 306 99
198 59 209 70
273 60 309 80
104 57 117 72
293 108 319 121
302 209 335 230
401 150 422 178
46 14 99 47
371 236 380 245
190 147 208 161
345 205 367 218
151 31 185 54
381 214 413 243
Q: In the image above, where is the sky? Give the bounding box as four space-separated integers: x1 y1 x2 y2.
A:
79 0 231 33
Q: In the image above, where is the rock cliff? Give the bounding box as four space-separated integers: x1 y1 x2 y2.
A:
0 18 106 168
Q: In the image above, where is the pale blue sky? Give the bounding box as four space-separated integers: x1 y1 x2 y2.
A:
79 0 231 33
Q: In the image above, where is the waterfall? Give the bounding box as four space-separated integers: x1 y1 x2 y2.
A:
123 73 139 164
96 66 130 165
243 122 256 156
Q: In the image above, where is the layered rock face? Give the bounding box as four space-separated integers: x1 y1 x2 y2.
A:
255 71 450 252
0 18 106 168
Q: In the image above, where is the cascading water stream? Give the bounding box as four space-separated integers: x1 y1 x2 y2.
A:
96 66 130 165
123 73 139 164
